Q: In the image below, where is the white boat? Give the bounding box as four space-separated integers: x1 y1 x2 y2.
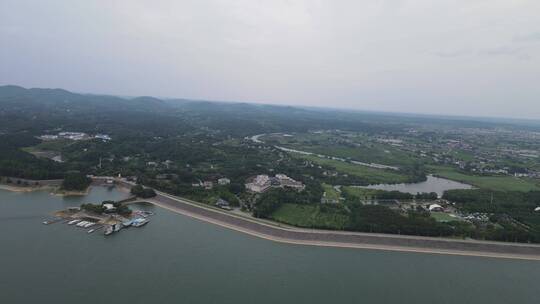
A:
132 218 149 227
104 225 114 235
77 221 88 227
68 219 81 225
113 223 122 232
84 222 94 228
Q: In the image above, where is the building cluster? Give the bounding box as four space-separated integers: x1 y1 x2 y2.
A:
39 132 111 141
245 174 305 193
192 177 231 190
146 160 175 170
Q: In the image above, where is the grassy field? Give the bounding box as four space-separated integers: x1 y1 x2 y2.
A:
430 212 462 222
265 132 420 167
429 166 540 192
322 183 340 200
342 186 383 200
306 145 418 167
270 204 349 230
23 139 72 152
295 154 411 184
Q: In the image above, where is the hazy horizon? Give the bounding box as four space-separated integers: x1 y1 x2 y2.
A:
1 1 540 119
4 83 540 124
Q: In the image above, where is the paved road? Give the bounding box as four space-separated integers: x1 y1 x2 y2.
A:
106 177 540 260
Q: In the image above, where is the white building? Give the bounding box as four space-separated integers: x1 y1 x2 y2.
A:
103 203 116 212
218 178 231 185
275 174 305 191
428 204 444 212
246 174 304 193
58 132 87 140
94 134 112 141
245 175 272 193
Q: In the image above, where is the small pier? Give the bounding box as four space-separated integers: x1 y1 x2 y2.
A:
43 198 155 236
42 217 63 225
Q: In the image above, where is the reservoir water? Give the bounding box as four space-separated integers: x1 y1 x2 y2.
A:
361 174 474 197
1 187 538 304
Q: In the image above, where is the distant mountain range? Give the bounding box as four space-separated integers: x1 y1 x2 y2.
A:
1 85 539 134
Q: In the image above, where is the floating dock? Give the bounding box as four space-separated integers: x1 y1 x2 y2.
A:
44 204 154 237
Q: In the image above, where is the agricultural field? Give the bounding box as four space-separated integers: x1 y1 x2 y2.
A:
430 212 462 223
295 154 412 184
342 186 384 200
264 132 422 167
321 183 340 200
270 203 349 230
23 139 72 152
430 166 540 192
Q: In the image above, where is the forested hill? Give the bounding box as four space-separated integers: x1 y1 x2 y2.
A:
2 85 535 138
0 85 398 137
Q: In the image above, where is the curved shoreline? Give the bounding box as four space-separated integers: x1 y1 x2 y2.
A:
131 185 540 261
149 198 540 260
5 177 540 261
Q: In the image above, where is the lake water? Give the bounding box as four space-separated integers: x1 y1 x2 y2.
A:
361 175 474 197
1 187 538 304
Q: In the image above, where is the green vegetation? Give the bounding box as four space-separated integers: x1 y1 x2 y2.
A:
322 183 340 200
430 212 461 222
343 187 435 201
0 134 65 180
81 200 132 215
347 204 461 237
443 189 540 242
342 187 382 200
61 172 91 191
295 154 412 185
264 132 420 167
270 204 349 230
80 203 105 214
23 139 71 153
430 166 540 192
253 187 323 219
130 185 157 198
2 85 540 243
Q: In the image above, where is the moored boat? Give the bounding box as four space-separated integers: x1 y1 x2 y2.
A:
104 225 114 236
132 218 149 227
113 223 122 232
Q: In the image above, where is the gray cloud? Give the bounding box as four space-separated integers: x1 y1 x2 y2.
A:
1 0 540 119
434 50 471 58
513 32 540 43
482 46 523 56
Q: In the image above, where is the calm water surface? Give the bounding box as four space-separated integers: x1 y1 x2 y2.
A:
1 187 538 304
362 175 474 197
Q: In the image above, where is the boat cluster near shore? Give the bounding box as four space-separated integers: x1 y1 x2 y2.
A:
43 210 153 236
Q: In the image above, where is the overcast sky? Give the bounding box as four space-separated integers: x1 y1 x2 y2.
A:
1 1 540 119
